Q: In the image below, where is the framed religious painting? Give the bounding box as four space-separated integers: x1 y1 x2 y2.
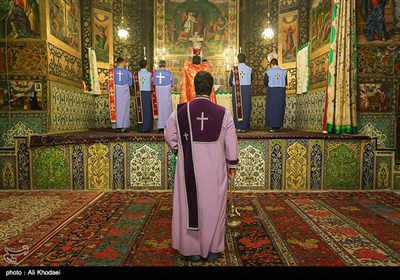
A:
154 0 239 60
92 7 113 69
309 0 332 58
358 77 398 113
47 0 81 57
278 9 299 69
356 0 398 45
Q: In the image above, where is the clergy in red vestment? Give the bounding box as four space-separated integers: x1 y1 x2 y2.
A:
165 71 239 262
180 55 217 104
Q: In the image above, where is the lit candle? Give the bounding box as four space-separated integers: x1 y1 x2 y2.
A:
240 47 242 53
143 46 146 58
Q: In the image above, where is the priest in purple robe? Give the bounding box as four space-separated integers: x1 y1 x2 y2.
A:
164 71 239 262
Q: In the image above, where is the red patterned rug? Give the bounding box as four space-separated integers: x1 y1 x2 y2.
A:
0 191 102 266
2 191 400 266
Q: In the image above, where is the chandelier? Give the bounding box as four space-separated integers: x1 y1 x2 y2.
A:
261 0 274 40
118 0 129 40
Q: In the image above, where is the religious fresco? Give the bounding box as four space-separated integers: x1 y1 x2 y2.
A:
0 0 40 39
278 9 299 67
154 0 238 92
0 79 43 111
155 0 238 58
358 83 394 112
357 0 400 44
358 44 400 79
309 0 332 55
93 7 113 68
160 0 238 59
48 0 80 51
0 41 47 75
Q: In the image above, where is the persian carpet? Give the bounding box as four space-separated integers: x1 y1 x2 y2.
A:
2 191 400 266
0 191 102 266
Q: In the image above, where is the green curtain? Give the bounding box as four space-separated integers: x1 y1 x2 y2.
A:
323 0 358 134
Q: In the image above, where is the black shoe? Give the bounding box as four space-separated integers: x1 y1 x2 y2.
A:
187 255 202 262
207 252 219 262
117 128 123 133
158 129 164 133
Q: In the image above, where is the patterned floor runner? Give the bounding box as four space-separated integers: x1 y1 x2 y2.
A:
1 191 400 266
0 191 102 266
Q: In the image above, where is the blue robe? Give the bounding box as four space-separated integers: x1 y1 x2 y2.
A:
362 0 388 41
112 66 132 129
229 63 253 131
153 68 174 129
264 66 287 129
136 69 153 132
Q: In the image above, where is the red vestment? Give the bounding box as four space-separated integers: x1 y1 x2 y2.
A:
180 59 217 104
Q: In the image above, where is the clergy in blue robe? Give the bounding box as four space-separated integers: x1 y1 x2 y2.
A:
229 53 253 132
112 57 132 133
263 58 287 132
135 60 153 132
153 60 174 132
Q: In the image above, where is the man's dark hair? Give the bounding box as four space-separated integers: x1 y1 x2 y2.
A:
159 60 166 68
116 57 125 64
270 58 278 66
139 59 147 69
202 58 208 62
238 53 246 63
192 55 201 65
194 71 214 96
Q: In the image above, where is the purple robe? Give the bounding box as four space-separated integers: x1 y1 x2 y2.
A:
154 68 174 129
112 66 133 129
164 97 239 258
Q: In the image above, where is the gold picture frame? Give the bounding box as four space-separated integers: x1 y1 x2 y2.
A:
154 0 239 61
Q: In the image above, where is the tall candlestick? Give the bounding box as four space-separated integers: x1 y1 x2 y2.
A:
240 47 242 53
143 47 146 58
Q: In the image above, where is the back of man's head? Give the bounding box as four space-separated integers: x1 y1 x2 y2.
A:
139 59 147 69
116 57 125 64
192 55 201 65
238 53 246 63
159 60 166 68
194 71 214 96
270 58 278 66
